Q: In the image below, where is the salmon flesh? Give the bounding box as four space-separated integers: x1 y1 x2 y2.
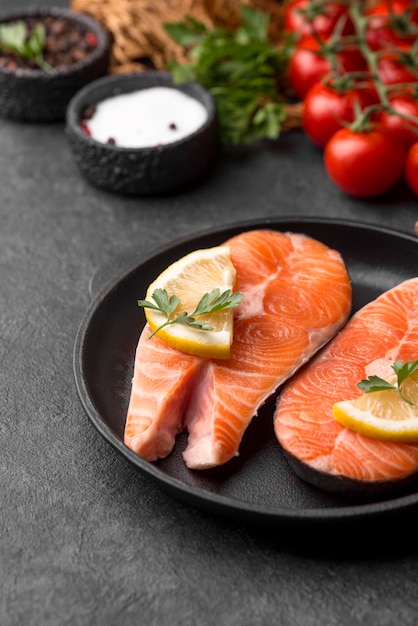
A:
124 229 352 469
274 277 418 496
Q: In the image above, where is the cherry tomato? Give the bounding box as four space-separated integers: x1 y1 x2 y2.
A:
289 35 367 100
365 0 418 51
377 94 418 147
324 128 406 197
405 142 418 196
377 52 418 86
283 0 353 39
303 82 378 148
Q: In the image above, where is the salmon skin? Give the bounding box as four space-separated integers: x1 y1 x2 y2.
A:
124 229 352 470
274 277 418 497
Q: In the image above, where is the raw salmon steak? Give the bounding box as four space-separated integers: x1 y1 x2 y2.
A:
274 277 418 497
124 229 352 469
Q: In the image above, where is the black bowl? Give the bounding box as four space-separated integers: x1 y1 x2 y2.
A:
0 7 110 122
65 71 218 196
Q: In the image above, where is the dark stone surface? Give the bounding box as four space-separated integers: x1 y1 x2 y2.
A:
3 1 418 625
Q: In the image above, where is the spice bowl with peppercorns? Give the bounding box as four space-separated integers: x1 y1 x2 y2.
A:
65 71 218 195
0 7 110 122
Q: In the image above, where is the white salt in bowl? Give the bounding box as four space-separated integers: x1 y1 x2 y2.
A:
65 71 218 195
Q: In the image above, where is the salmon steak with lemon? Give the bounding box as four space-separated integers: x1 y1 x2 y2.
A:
124 229 352 469
274 277 418 497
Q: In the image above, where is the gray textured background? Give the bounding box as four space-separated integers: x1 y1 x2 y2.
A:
2 1 418 625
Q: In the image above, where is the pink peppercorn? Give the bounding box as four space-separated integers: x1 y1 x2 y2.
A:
84 32 97 48
80 121 91 135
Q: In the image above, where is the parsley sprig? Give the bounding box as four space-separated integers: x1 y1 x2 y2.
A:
0 20 51 71
164 5 292 145
138 288 244 339
357 359 418 406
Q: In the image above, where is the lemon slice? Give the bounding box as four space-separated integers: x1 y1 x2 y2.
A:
143 246 238 359
332 372 418 442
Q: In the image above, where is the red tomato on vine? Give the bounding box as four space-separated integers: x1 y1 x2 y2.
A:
365 0 418 51
283 0 353 39
324 128 406 198
405 143 418 196
377 94 418 148
289 35 367 99
303 82 378 148
377 52 418 86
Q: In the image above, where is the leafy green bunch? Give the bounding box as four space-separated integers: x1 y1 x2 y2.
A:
164 5 292 145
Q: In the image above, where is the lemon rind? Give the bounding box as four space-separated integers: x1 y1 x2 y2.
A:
145 309 232 357
333 401 418 442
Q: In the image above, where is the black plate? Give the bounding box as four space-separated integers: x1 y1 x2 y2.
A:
73 217 418 529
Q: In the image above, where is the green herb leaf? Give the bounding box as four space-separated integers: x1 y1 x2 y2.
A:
163 16 207 48
191 288 243 315
357 375 397 394
0 20 51 71
138 288 244 339
237 4 269 42
139 288 180 316
164 5 292 145
393 359 418 387
0 21 27 53
357 359 418 406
